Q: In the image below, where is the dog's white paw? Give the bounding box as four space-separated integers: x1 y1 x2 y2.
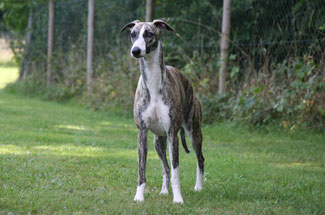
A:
172 191 184 204
134 195 144 202
194 185 202 192
173 197 184 204
194 164 203 192
159 189 168 195
134 183 145 202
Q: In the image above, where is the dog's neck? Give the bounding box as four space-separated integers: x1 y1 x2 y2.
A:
139 41 165 101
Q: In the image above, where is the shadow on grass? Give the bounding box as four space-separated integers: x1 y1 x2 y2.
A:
1 150 324 215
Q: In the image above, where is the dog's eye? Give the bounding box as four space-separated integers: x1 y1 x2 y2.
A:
143 30 154 38
130 32 137 38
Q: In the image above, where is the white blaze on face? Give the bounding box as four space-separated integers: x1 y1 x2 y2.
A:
131 25 146 57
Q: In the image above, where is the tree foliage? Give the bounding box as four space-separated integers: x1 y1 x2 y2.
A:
2 0 325 130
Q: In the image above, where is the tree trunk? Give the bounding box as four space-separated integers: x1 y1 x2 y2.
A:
20 8 33 81
218 0 232 95
145 0 153 22
47 0 54 86
87 0 94 93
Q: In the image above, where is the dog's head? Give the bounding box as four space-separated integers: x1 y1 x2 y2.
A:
120 20 176 58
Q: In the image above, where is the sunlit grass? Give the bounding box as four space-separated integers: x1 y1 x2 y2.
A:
55 124 88 131
275 162 324 170
0 90 324 215
0 40 14 64
0 66 19 89
0 144 159 160
0 145 30 155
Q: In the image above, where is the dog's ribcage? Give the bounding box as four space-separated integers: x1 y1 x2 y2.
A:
134 65 188 136
142 93 170 136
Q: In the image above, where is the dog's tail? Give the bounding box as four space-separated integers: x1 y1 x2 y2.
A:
180 127 190 153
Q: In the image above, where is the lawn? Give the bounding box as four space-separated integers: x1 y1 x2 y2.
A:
0 89 324 215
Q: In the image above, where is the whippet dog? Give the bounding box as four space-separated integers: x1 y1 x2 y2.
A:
121 20 204 204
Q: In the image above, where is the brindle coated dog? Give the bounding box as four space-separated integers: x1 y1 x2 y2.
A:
121 20 204 204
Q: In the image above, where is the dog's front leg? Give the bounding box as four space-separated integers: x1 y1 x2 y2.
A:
134 129 148 202
168 132 184 204
154 135 170 195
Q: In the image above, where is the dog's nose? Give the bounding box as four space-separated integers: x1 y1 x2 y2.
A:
132 47 141 57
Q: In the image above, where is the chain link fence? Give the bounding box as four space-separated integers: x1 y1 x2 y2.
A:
10 0 323 74
1 0 324 127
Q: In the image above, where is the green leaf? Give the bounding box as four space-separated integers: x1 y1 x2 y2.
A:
229 54 236 60
230 67 239 79
244 97 255 109
252 85 264 94
318 106 325 117
276 104 284 112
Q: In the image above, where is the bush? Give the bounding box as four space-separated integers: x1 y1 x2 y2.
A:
198 57 325 130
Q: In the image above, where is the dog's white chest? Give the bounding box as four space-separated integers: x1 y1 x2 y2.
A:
142 97 170 136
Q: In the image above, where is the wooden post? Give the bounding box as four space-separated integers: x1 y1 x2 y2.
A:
21 8 33 81
47 0 54 86
218 0 232 95
87 0 94 93
145 0 153 22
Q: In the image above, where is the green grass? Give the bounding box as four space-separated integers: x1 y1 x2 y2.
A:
0 90 324 215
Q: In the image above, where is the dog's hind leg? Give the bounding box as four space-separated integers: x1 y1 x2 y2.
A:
191 128 204 192
184 100 205 192
154 135 170 195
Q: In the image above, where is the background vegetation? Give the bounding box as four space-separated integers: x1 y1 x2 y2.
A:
1 0 324 130
0 1 324 214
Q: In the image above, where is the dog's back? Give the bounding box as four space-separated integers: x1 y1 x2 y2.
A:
165 65 202 126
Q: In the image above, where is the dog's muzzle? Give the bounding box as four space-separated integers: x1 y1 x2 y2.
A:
131 47 143 58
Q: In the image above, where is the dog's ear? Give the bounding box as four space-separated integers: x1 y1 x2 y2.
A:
153 20 176 33
120 20 140 33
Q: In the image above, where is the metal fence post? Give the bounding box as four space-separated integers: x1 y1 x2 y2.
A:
145 0 153 22
47 0 54 86
218 0 232 95
87 0 94 93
